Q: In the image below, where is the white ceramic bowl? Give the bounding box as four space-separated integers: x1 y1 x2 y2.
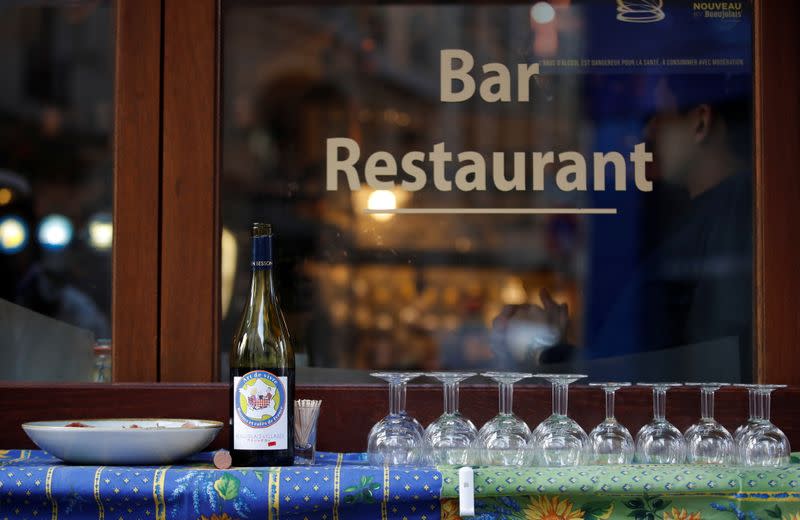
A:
22 419 224 465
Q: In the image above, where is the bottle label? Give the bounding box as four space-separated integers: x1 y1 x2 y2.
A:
251 236 272 270
233 370 288 450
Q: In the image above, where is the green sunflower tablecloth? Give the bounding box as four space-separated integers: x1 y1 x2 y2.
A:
2 449 800 520
437 462 800 520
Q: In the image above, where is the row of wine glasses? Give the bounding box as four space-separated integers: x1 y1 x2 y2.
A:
366 372 791 467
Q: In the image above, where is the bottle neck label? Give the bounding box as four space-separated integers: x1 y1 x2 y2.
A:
251 235 272 270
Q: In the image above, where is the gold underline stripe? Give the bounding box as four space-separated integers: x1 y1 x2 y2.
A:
45 466 57 520
153 466 170 520
274 467 281 520
93 467 105 520
381 464 390 520
268 470 274 520
365 207 618 215
333 453 344 520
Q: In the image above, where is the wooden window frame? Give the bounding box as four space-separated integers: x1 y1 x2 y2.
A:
1 0 799 451
155 0 800 384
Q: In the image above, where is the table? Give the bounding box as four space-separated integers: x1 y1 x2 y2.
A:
2 449 800 520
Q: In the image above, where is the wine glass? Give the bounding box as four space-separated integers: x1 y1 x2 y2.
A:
529 374 589 466
588 382 634 464
367 372 424 465
635 383 686 464
423 372 478 465
473 372 532 466
733 384 763 444
738 385 790 466
683 383 735 464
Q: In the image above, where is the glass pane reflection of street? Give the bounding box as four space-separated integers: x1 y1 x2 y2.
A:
220 1 754 383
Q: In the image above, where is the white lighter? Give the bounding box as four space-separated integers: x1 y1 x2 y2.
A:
458 466 475 517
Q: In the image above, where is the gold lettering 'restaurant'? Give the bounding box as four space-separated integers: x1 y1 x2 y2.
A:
326 139 654 193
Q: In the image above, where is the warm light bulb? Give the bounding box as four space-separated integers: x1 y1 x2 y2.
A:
0 216 27 254
367 190 397 222
87 213 113 251
500 276 527 305
0 188 12 206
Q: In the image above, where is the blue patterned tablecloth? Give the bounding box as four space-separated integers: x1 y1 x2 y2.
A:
4 449 800 520
0 450 441 520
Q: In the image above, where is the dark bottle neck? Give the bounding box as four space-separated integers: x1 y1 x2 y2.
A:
251 233 273 270
248 234 276 310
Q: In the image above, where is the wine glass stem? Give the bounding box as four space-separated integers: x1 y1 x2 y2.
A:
748 389 756 420
499 381 514 415
443 382 459 414
388 382 406 415
761 391 771 422
552 382 568 416
653 388 666 421
700 388 715 420
604 389 616 421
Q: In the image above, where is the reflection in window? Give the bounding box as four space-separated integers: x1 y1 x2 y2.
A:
220 2 753 383
0 2 115 381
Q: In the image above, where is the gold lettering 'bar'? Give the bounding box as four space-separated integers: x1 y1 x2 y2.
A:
364 208 618 215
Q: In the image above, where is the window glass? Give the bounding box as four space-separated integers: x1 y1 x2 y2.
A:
220 1 753 383
0 2 115 381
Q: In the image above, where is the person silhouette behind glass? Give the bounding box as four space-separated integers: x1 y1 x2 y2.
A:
492 74 752 372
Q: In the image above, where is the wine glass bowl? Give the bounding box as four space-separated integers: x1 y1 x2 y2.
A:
636 422 685 464
588 382 634 465
423 372 478 465
367 415 424 466
738 423 791 467
473 371 532 466
635 383 686 464
367 372 424 466
738 385 790 466
684 421 735 464
475 415 531 466
529 374 589 467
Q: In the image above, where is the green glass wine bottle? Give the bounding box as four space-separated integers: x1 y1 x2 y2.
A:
230 223 295 466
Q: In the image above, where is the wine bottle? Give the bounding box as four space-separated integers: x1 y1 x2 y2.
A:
231 223 295 466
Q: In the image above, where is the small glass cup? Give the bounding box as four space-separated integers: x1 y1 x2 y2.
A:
473 372 532 466
683 383 735 464
635 383 686 464
92 339 112 383
294 399 321 465
529 374 589 466
738 385 790 466
588 382 634 464
423 372 478 465
367 372 424 465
